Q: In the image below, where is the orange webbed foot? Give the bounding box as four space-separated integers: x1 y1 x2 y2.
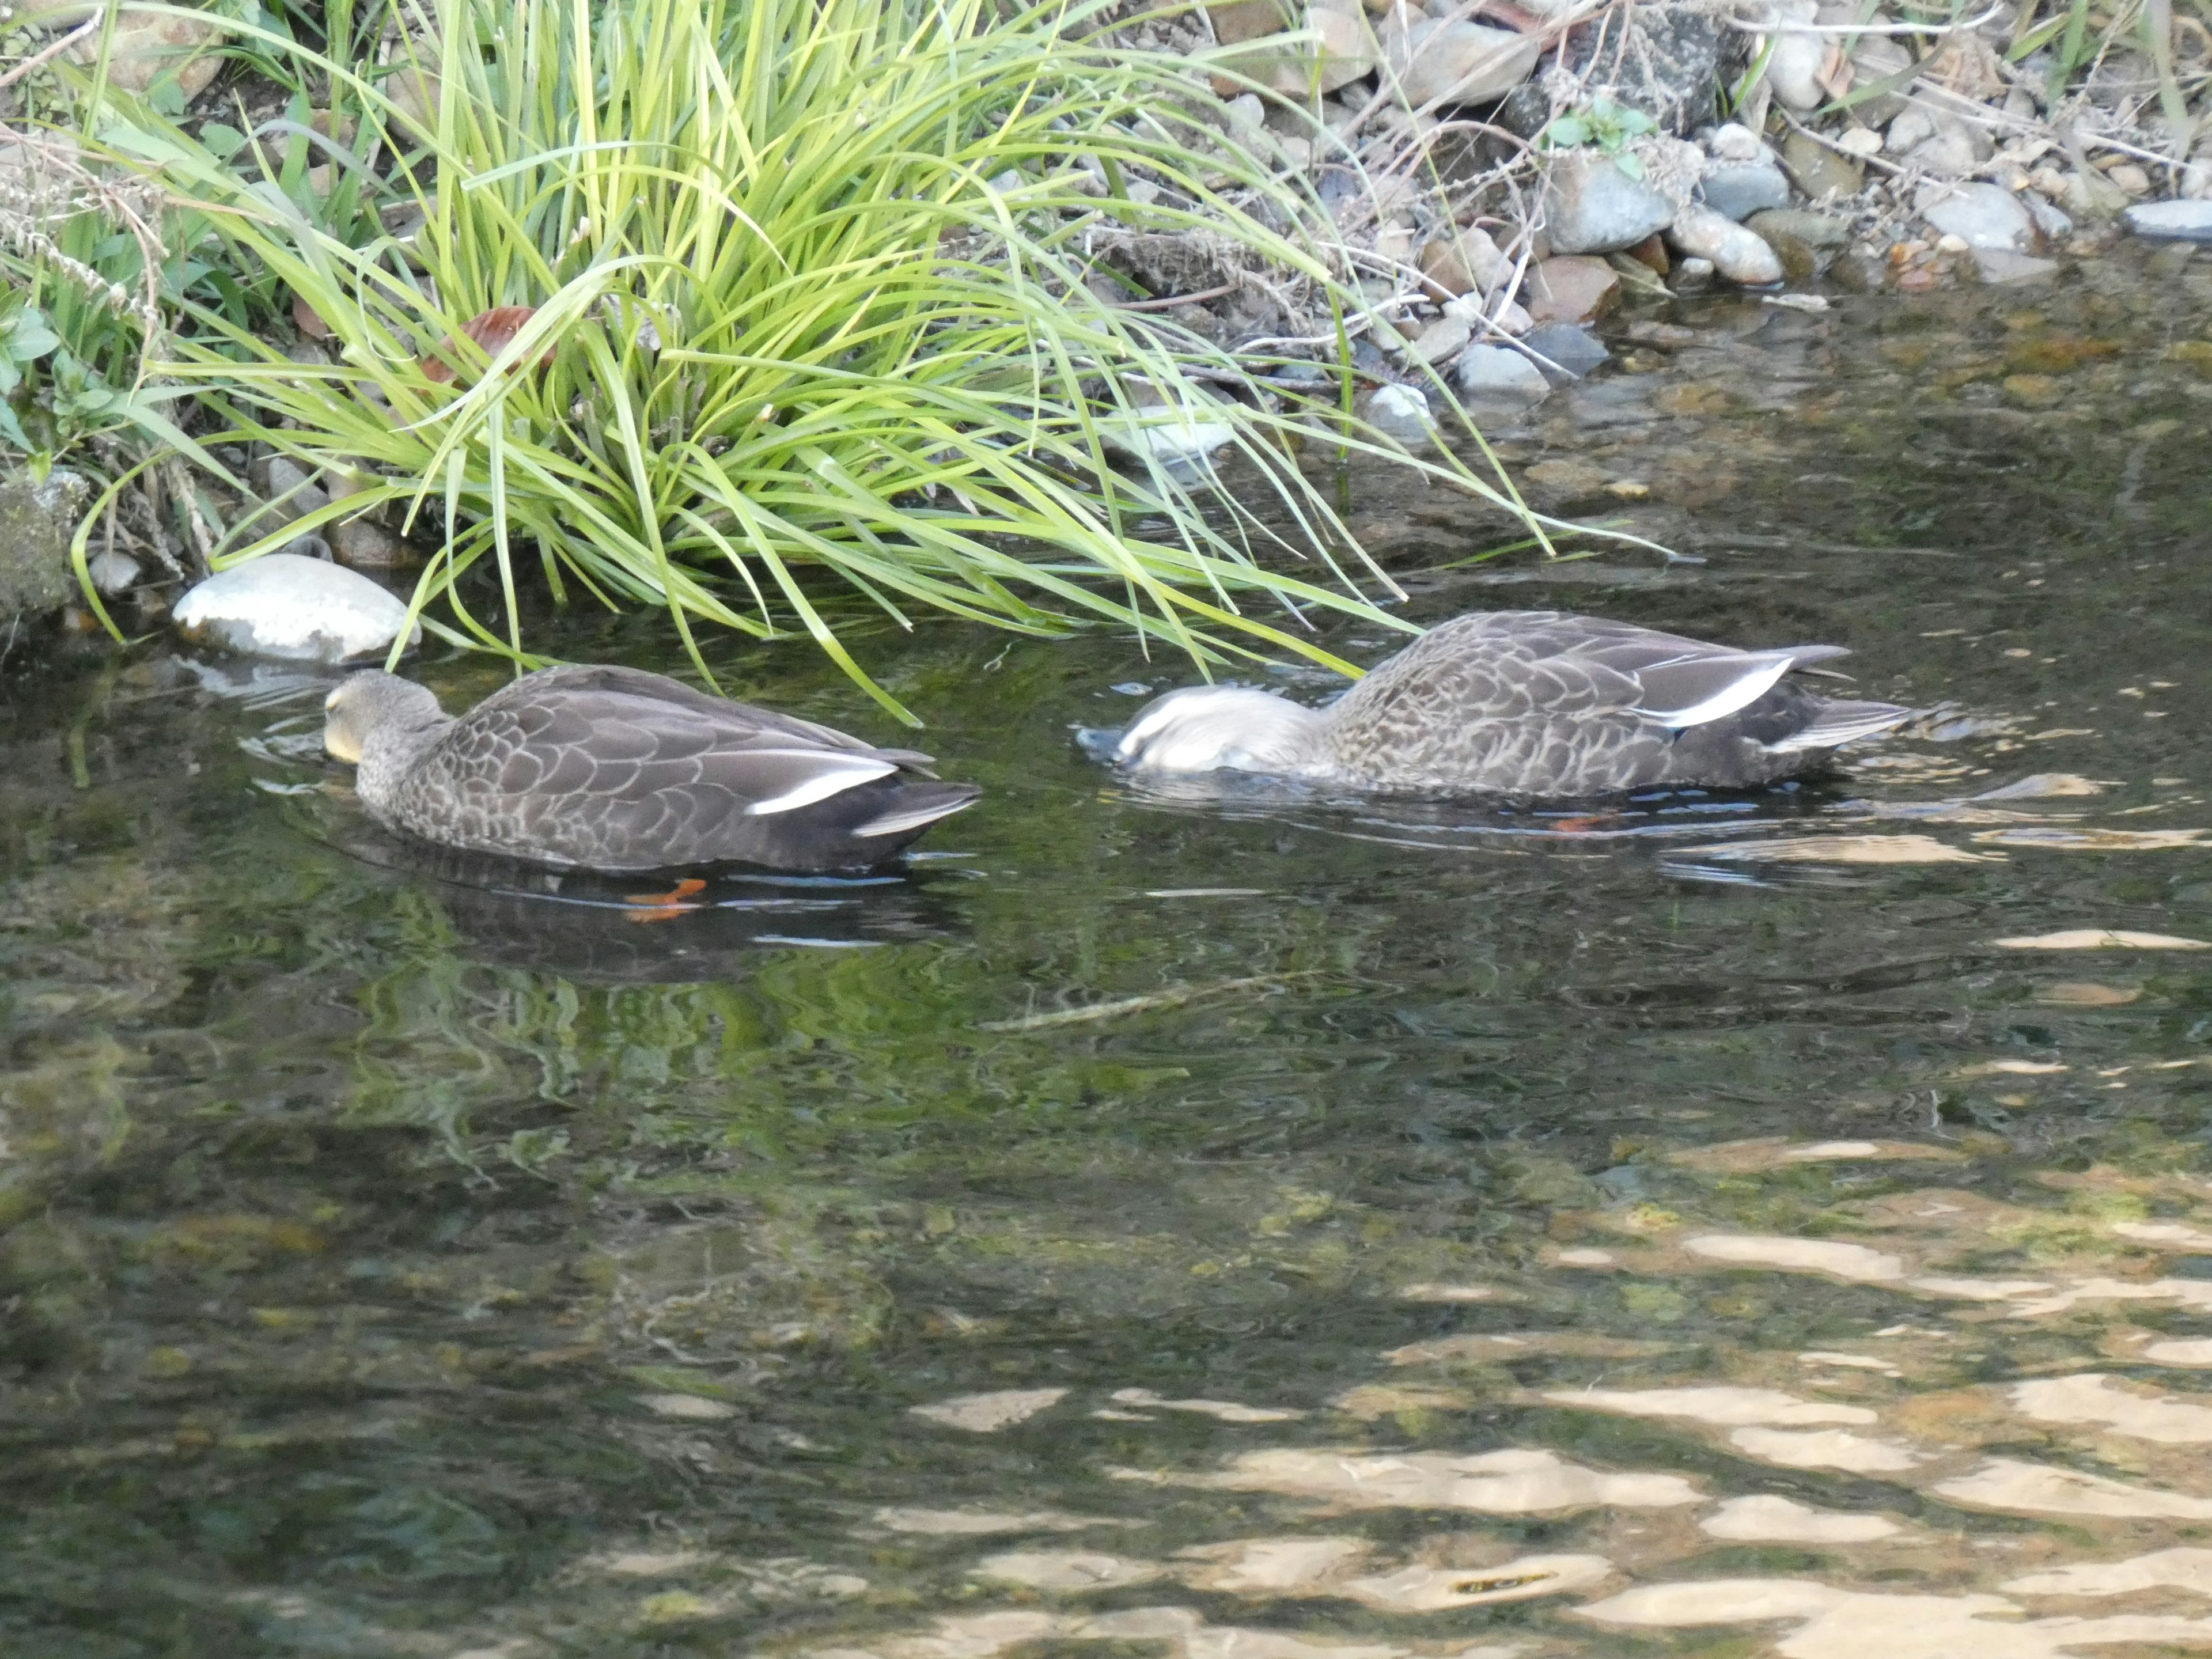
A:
623 876 707 923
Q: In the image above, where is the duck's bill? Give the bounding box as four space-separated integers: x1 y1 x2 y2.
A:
1072 725 1127 764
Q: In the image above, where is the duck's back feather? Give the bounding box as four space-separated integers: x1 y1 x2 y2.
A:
1320 611 1906 794
380 665 975 872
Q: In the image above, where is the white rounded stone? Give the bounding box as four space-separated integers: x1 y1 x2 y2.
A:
173 552 421 664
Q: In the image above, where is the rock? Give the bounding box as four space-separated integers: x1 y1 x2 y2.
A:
1760 0 1825 109
1885 108 1936 152
2062 167 2130 219
1205 0 1297 44
1901 115 1988 177
0 468 89 620
1542 151 1676 255
330 516 412 571
1779 130 1862 201
1973 248 2060 283
2021 190 2073 240
1215 0 1376 96
1455 343 1552 409
1525 255 1621 324
173 553 422 664
1699 161 1791 221
253 454 332 529
1383 17 1539 106
1626 232 1669 273
1745 207 1851 248
1706 122 1762 162
1673 255 1717 288
1309 0 1377 92
1919 181 2033 251
1557 6 1725 131
1419 226 1506 297
1362 383 1434 446
66 12 219 99
2124 200 2212 243
1835 126 1884 157
1103 381 1238 467
1407 315 1472 367
1665 204 1783 285
86 548 141 596
1518 321 1610 384
1224 93 1267 138
1849 34 1912 124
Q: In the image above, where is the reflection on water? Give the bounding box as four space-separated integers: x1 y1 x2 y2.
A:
5 250 2212 1656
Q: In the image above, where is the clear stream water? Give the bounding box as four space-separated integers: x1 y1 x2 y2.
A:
6 248 2212 1659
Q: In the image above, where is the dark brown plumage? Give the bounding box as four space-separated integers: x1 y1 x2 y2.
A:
1111 610 1914 796
323 664 979 873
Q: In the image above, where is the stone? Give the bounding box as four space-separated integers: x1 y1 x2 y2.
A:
1779 130 1862 202
1901 115 1988 177
0 468 89 621
1542 151 1676 255
330 516 412 571
1885 108 1937 152
1849 33 1912 124
1310 0 1377 92
1673 254 1717 287
1224 93 1267 138
253 454 332 529
1103 381 1237 467
86 548 141 596
1215 0 1375 96
1383 17 1539 107
1455 343 1552 408
1407 315 1472 367
2108 162 2153 196
1557 7 1725 131
1206 0 1297 44
1745 207 1851 248
1666 204 1783 285
1835 126 1883 157
1525 255 1621 324
173 553 422 664
1706 122 1762 162
1698 161 1791 222
1518 322 1610 384
1974 248 2060 283
1419 226 1506 297
1919 181 2033 252
2124 200 2212 244
1362 382 1434 445
1760 0 1826 109
66 12 219 99
2021 190 2073 240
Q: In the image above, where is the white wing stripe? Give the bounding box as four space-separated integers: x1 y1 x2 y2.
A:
1634 652 1796 730
745 752 899 815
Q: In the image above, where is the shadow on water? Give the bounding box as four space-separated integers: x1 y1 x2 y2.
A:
5 251 2212 1656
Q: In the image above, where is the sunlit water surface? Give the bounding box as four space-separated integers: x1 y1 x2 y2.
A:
7 251 2212 1658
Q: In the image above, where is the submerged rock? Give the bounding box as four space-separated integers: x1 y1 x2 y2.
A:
1527 255 1622 324
173 552 422 664
1518 322 1610 385
1455 343 1552 410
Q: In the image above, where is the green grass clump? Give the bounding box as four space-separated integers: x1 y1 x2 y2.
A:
90 0 1535 713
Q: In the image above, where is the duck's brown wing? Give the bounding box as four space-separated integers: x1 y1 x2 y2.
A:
387 675 969 872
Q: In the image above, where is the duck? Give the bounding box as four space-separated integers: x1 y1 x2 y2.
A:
1108 610 1914 797
323 664 980 873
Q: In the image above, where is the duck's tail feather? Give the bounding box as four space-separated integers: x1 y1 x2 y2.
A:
1763 699 1916 755
853 782 983 839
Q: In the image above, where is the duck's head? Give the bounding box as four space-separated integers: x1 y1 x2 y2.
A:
324 671 442 764
1109 684 1321 777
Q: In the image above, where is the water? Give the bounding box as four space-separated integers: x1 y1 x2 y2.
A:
6 249 2212 1658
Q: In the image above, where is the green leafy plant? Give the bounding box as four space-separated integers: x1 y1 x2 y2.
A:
90 0 1556 716
1537 94 1660 177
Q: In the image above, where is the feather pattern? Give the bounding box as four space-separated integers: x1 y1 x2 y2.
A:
327 665 979 873
1112 610 1914 796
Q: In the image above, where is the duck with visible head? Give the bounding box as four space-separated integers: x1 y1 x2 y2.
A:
1108 610 1914 797
324 664 979 873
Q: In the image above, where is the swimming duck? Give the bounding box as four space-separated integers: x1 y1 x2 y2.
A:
1109 610 1913 796
323 664 980 873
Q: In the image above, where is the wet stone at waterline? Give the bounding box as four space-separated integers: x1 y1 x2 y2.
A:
6 253 2212 1656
